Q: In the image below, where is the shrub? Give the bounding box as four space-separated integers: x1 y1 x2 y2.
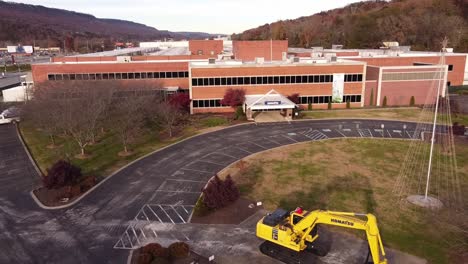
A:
382 96 387 107
42 160 82 189
307 103 312 111
169 93 190 113
327 101 332 110
193 195 212 217
220 88 245 108
235 106 245 120
150 257 171 264
80 176 96 192
152 247 169 258
410 96 415 106
168 242 190 259
202 174 240 210
142 243 162 255
287 93 300 104
137 253 153 264
346 99 350 109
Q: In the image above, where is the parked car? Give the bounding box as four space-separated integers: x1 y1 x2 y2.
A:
0 107 21 124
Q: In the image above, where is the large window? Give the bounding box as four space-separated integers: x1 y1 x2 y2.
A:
192 99 225 108
46 71 189 81
298 95 361 104
191 74 341 87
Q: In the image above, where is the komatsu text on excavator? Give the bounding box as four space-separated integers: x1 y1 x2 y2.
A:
256 208 388 264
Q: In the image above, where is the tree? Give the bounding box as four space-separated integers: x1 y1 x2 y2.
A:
308 103 312 111
220 88 246 108
327 101 332 110
346 99 351 109
410 96 415 106
42 160 82 189
202 174 240 210
224 175 240 202
287 93 300 104
107 95 149 155
168 242 190 259
382 96 387 107
369 88 374 106
156 101 183 138
169 93 190 113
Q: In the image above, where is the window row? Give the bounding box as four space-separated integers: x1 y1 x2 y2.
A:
47 71 189 81
298 95 362 104
191 74 363 86
382 72 443 81
192 99 224 108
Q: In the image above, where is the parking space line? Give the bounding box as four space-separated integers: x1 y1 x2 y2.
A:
194 159 226 167
130 227 141 247
235 146 252 154
180 167 215 174
139 228 147 239
146 205 163 223
158 205 175 224
335 129 347 137
248 141 267 149
387 130 392 138
281 134 298 143
170 205 186 223
155 190 201 194
264 137 281 145
165 178 205 183
181 206 189 214
212 152 238 160
125 230 134 248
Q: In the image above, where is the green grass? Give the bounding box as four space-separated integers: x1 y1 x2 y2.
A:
302 108 431 121
20 122 199 178
200 116 229 127
227 138 468 264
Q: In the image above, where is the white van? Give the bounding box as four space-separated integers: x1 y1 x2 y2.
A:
0 107 21 124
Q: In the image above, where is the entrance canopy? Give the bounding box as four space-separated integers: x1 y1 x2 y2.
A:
245 89 296 110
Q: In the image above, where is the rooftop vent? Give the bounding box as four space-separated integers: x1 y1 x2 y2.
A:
293 57 300 63
255 57 265 64
330 56 337 62
208 58 216 64
117 56 131 63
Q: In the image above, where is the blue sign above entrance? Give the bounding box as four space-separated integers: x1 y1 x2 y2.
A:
264 101 282 105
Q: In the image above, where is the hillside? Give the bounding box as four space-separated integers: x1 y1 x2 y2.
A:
0 1 217 52
233 0 468 52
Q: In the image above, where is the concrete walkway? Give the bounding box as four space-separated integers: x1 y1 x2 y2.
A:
254 111 287 123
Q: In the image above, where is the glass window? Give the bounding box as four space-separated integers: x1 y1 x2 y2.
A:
244 77 250 85
160 72 166 78
263 76 268 84
184 71 189 78
215 78 221 85
308 75 313 83
357 74 363 82
83 74 90 80
324 75 330 83
170 72 177 78
147 72 153 78
280 76 285 84
192 79 197 86
356 95 362 102
256 76 262 84
55 74 63 81
69 74 76 80
108 73 115 79
274 76 280 84
47 74 55 81
238 77 244 85
134 72 141 79
221 78 227 85
324 96 330 103
208 78 213 86
251 77 257 85
101 73 108 80
89 74 96 80
193 101 199 108
215 100 221 107
202 78 208 86
76 74 83 80
319 75 325 83
314 75 319 83
154 72 160 78
166 72 172 78
296 76 302 83
227 77 232 85
128 73 134 79
290 76 296 83
285 76 291 84
302 76 308 83
318 96 323 104
313 96 318 104
448 65 453 71
141 72 147 79
232 77 238 85
62 74 70 80
267 76 273 84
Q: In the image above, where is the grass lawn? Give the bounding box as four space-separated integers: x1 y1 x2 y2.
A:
218 138 468 264
19 114 233 178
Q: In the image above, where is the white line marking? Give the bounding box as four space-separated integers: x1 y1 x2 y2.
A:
235 146 252 154
342 128 351 132
170 205 186 223
393 130 402 133
166 179 205 183
212 152 238 160
159 205 175 224
181 206 190 214
322 129 332 132
194 160 225 167
248 141 267 149
264 137 281 145
131 227 141 246
282 134 298 142
152 229 158 238
336 129 347 137
387 130 392 138
146 205 163 223
125 230 134 248
155 190 201 194
139 228 147 239
180 168 215 174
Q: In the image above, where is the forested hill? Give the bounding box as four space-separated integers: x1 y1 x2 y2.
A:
233 0 468 52
0 1 217 52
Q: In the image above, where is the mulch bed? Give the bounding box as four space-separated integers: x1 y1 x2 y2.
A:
190 197 261 225
131 248 216 264
33 177 96 207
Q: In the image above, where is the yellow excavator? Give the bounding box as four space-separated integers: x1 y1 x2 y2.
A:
256 208 387 264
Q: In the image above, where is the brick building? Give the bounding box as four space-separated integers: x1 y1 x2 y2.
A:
30 40 468 120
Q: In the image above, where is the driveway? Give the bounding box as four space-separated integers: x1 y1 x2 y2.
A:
0 120 423 263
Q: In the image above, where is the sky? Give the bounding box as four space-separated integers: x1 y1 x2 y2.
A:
12 0 364 34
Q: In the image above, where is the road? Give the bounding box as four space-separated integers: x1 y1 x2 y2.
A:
0 120 423 263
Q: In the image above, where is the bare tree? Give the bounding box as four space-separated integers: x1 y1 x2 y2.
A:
107 94 149 155
156 101 183 138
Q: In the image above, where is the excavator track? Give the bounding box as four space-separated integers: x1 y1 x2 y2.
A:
259 241 320 264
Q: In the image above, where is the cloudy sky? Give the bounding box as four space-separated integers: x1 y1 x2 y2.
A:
13 0 364 34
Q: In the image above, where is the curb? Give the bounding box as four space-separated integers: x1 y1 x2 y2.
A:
24 119 419 210
27 121 257 210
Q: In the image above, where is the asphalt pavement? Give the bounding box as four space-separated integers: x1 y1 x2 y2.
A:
0 119 424 264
